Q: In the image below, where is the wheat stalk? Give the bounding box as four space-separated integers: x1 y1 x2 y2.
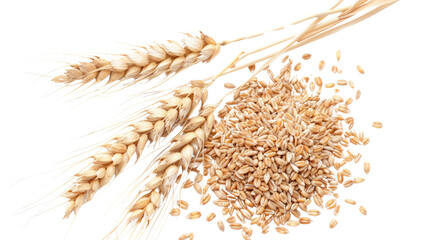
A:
126 105 215 226
198 0 397 84
63 80 208 218
53 33 219 87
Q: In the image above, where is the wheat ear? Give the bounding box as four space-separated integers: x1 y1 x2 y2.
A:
53 33 219 87
63 80 208 218
127 105 215 225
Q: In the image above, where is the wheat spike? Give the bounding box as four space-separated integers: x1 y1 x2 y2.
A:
127 105 215 225
63 80 208 218
53 33 219 87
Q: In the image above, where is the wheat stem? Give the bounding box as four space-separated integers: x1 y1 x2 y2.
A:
219 3 351 46
199 0 396 83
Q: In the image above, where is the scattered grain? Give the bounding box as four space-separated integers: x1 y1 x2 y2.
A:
206 212 216 222
287 220 300 227
319 60 325 70
372 121 382 129
334 205 340 216
337 80 348 85
178 200 189 210
345 199 356 205
354 177 365 183
359 206 367 215
276 227 289 234
186 211 202 219
357 65 365 74
217 220 225 231
364 162 370 174
224 83 236 89
294 62 302 71
302 53 312 60
329 219 338 228
308 209 321 216
326 83 335 88
170 208 181 216
356 89 361 100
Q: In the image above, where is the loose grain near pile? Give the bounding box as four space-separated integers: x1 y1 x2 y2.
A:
372 121 382 129
359 206 367 215
329 219 338 228
200 56 373 237
364 162 370 174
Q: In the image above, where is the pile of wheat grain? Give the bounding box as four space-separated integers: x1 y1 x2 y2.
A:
166 55 379 239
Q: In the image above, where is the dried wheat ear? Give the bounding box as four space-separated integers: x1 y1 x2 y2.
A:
63 80 208 218
127 105 215 224
53 33 219 86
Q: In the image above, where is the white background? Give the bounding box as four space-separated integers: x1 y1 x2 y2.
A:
1 0 429 240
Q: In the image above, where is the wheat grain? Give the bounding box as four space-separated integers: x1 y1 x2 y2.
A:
357 65 365 74
345 199 356 205
299 217 312 224
372 121 383 128
319 60 325 71
178 200 189 210
53 33 219 87
329 219 338 229
334 205 340 216
337 79 348 85
315 76 323 87
308 209 321 216
186 211 202 219
326 83 335 88
206 212 216 222
356 89 361 100
364 162 370 174
359 206 367 215
224 83 236 89
336 50 341 62
183 179 194 188
170 208 181 216
179 233 188 240
202 58 373 235
302 53 312 60
193 182 202 194
217 220 225 232
287 220 300 227
354 177 365 183
197 54 379 236
275 227 289 234
294 62 302 71
326 199 337 209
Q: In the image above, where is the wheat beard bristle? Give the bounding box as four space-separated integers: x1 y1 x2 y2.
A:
126 105 215 225
52 33 220 87
63 80 208 218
